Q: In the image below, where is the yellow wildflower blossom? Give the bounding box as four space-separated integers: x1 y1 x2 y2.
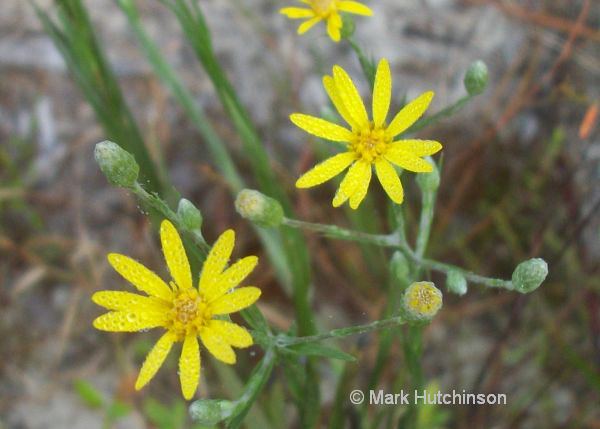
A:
290 58 443 209
280 0 373 42
92 220 261 400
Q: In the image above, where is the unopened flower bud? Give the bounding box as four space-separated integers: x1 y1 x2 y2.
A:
464 60 489 96
511 258 548 293
402 281 443 321
390 251 410 282
416 159 440 193
189 399 235 426
235 189 284 227
446 270 467 296
177 198 203 231
94 140 139 188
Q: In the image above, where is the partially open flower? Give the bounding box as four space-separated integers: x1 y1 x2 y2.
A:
235 189 284 227
402 281 443 321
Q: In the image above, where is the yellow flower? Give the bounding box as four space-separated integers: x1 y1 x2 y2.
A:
92 220 260 400
280 0 373 42
290 58 442 209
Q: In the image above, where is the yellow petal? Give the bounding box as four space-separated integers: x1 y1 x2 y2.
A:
200 326 236 364
332 65 369 128
93 311 165 332
372 59 392 127
298 16 321 34
323 75 358 129
208 320 253 348
179 333 200 400
326 13 342 42
280 7 314 18
387 91 434 137
296 152 356 188
160 220 192 291
135 331 176 391
349 162 372 209
289 114 353 142
375 159 404 204
332 160 367 207
202 256 258 303
92 291 168 312
199 230 235 290
385 148 433 173
209 287 261 315
107 253 173 301
389 139 442 157
337 1 373 16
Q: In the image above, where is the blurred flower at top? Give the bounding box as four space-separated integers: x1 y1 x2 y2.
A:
290 58 443 209
92 220 261 400
280 0 372 42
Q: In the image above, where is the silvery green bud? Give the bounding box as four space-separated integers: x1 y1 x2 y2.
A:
94 140 139 188
511 258 548 293
402 281 443 321
446 270 467 296
235 189 284 227
390 251 410 282
416 159 440 193
177 198 203 231
464 60 489 96
189 399 235 426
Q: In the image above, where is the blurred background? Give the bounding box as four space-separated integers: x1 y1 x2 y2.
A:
0 0 598 427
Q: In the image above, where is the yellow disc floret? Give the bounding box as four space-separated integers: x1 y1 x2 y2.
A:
402 281 443 320
351 124 392 163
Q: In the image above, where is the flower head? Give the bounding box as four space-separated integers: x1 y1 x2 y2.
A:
92 220 261 400
402 281 443 320
290 59 443 209
280 0 372 42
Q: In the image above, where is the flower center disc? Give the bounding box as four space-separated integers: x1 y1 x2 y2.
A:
170 289 211 336
351 125 390 163
311 0 336 16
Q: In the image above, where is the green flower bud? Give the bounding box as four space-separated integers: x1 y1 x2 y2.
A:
189 399 235 426
402 281 443 321
416 159 440 193
511 258 548 293
390 251 410 282
235 189 284 227
463 60 489 96
94 140 139 188
446 270 467 296
177 198 203 231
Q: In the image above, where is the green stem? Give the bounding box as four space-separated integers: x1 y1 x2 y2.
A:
282 217 514 290
275 315 407 347
226 348 277 428
346 37 375 87
402 95 472 137
131 182 210 255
